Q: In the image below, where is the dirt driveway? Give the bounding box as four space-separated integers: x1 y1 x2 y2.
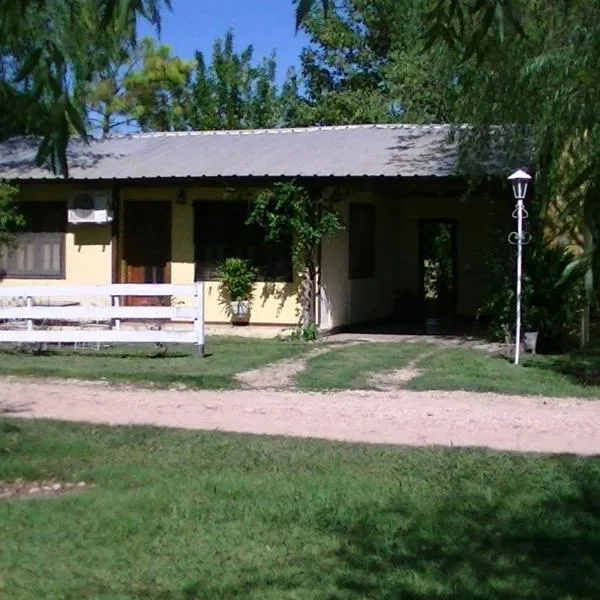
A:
3 377 600 456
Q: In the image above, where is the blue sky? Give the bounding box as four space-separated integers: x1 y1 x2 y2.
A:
138 0 310 84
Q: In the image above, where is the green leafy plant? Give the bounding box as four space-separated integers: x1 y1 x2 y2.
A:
248 181 344 328
479 228 582 352
289 322 320 342
0 181 24 255
215 257 258 302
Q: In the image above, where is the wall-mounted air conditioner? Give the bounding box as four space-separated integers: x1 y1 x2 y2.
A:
68 190 114 224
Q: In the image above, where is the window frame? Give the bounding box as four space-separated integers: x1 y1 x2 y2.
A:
193 199 293 283
348 202 376 280
0 201 67 280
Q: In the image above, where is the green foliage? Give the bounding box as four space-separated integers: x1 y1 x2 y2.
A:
248 182 344 326
215 257 259 302
291 0 503 126
189 30 282 130
296 0 521 53
289 322 320 342
82 37 194 136
0 181 23 249
249 182 344 270
0 0 169 174
479 228 582 351
84 29 286 135
123 37 195 132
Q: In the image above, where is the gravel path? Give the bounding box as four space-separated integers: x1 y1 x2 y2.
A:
3 377 600 455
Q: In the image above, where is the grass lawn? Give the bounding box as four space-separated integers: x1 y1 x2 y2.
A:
2 420 600 599
405 347 600 397
301 342 600 397
0 338 305 389
297 342 430 390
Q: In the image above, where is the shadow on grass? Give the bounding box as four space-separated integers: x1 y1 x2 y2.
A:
114 456 600 600
0 346 191 360
328 460 600 599
541 346 600 387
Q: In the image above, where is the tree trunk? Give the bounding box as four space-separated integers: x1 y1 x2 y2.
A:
102 111 111 138
581 196 595 347
301 260 317 326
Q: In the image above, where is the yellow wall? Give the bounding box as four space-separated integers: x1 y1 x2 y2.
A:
3 182 498 328
114 186 300 324
0 184 301 323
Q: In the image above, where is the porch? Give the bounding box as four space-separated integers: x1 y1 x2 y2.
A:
319 179 508 333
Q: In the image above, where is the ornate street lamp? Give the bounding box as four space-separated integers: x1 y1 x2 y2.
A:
508 169 532 365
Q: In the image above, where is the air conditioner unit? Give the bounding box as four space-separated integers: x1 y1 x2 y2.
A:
68 190 114 224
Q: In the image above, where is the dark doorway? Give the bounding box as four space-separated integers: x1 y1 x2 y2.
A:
419 219 457 318
123 200 172 306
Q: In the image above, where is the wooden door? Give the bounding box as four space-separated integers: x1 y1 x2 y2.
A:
123 200 172 306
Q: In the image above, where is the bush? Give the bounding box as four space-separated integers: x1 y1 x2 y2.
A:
479 231 582 352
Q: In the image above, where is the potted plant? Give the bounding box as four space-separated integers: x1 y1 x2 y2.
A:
523 306 542 354
215 257 258 324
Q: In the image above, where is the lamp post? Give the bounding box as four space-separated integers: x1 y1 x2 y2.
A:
508 169 532 365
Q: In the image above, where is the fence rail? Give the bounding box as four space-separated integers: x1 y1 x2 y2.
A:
0 282 205 355
0 283 197 298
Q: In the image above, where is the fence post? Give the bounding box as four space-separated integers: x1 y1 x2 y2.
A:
112 295 121 330
194 281 205 357
26 296 33 331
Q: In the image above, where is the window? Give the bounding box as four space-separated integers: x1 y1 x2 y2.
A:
194 201 292 281
349 203 376 279
0 201 66 279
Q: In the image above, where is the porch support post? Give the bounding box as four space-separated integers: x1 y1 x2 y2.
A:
194 280 205 358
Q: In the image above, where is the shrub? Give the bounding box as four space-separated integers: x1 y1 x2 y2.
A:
479 231 582 352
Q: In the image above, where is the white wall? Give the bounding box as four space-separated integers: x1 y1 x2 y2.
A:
320 191 398 330
319 202 350 330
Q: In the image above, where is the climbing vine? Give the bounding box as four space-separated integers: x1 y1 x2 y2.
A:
247 181 344 329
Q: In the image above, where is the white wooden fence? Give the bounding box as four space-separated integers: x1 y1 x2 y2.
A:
0 283 205 355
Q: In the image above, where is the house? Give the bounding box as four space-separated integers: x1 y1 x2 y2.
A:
0 124 517 332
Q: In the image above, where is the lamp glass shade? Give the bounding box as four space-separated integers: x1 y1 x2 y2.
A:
508 169 532 201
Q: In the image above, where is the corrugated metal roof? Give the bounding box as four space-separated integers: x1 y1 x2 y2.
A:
0 124 506 181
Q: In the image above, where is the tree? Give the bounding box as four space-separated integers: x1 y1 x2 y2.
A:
294 0 460 125
82 43 138 137
248 182 344 330
122 38 194 132
431 0 600 345
83 30 286 135
188 30 282 130
0 0 168 174
296 0 524 53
